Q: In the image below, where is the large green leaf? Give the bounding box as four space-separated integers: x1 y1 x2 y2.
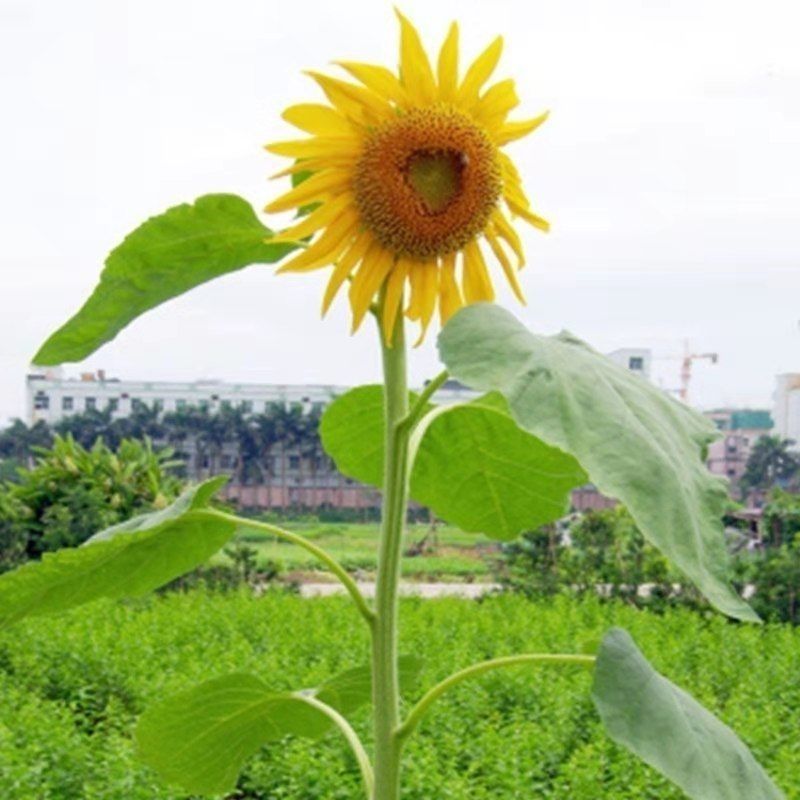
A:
0 478 234 627
320 387 586 540
319 385 386 488
592 628 784 799
438 304 755 621
412 396 587 539
33 194 296 365
136 675 331 795
136 656 423 795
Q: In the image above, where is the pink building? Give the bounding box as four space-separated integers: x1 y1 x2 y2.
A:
704 409 773 487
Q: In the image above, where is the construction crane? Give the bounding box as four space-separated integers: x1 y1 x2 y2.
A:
678 340 718 404
655 340 719 403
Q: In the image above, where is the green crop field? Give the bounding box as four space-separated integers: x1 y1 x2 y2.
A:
227 521 498 580
0 590 796 799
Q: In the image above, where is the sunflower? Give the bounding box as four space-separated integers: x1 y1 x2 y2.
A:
265 10 549 344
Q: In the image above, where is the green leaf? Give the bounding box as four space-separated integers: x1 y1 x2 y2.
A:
320 387 586 540
0 478 234 628
592 628 784 800
316 654 424 714
438 304 756 621
319 385 386 488
411 396 587 540
136 656 423 795
136 675 331 795
33 194 296 365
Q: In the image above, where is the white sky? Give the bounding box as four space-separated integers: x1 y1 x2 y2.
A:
1 0 799 424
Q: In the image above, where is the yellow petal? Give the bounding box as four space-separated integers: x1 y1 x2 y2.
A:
507 198 551 232
305 71 391 124
485 228 526 303
457 36 503 108
269 158 351 180
265 137 361 159
437 22 459 102
474 79 519 127
349 246 395 331
271 192 354 243
438 252 463 323
382 259 409 344
264 169 349 213
335 61 408 106
276 212 359 273
494 111 550 145
281 104 354 136
322 231 373 314
491 209 526 267
462 240 495 303
411 261 439 345
395 9 437 104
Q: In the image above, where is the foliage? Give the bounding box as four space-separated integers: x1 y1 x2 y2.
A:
33 194 296 366
439 304 754 622
0 435 182 568
322 387 587 540
1 400 329 497
762 489 800 547
499 508 682 609
0 591 795 799
741 436 800 494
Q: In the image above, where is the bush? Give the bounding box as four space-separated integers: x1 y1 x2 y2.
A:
498 508 687 611
0 435 182 568
0 591 796 798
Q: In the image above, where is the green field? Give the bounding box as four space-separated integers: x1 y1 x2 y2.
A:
0 590 796 799
227 520 498 580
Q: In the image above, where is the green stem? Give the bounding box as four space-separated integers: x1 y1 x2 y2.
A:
396 654 596 742
296 694 375 798
371 306 410 800
404 369 449 431
206 509 374 626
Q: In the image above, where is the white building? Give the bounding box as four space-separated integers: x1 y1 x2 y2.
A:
607 348 652 380
26 369 350 425
25 344 653 426
773 373 800 449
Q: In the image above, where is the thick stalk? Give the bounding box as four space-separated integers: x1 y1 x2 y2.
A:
371 309 410 800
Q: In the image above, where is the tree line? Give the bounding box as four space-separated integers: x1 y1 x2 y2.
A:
0 403 331 488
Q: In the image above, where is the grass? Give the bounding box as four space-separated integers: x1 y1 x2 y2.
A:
0 590 796 799
223 520 498 580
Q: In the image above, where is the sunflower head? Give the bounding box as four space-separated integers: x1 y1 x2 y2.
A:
265 10 549 344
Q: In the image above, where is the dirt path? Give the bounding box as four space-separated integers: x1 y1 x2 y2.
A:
297 582 501 599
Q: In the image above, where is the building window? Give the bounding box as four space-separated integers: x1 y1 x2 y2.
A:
85 397 97 411
176 399 187 410
153 399 163 412
199 400 210 411
289 455 301 470
107 398 119 412
131 398 145 412
62 396 74 411
628 357 644 371
312 402 325 413
240 400 253 414
220 400 232 411
34 391 50 410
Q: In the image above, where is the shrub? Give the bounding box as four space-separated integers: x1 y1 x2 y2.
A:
0 435 182 567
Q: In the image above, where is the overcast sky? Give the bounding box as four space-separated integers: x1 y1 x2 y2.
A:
1 0 799 424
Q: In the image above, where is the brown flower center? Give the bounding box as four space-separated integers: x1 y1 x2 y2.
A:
353 106 501 259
